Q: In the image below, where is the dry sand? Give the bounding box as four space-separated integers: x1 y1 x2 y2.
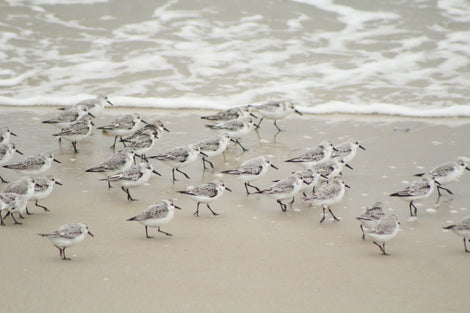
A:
0 106 469 313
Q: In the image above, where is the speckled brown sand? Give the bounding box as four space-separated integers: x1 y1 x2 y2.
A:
0 106 469 313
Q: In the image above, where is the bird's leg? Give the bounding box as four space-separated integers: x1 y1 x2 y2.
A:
464 238 469 253
176 168 190 179
72 141 78 153
145 226 152 238
202 157 214 170
207 204 219 216
231 139 248 152
328 208 340 222
35 200 50 212
273 120 283 132
110 136 118 150
360 224 365 240
255 117 264 129
277 200 287 212
62 248 71 260
320 206 326 223
246 182 261 193
158 227 173 236
193 202 201 216
11 213 23 224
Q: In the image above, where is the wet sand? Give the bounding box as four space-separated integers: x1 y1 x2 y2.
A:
0 106 469 313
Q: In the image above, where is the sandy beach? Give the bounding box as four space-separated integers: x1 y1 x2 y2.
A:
0 106 469 313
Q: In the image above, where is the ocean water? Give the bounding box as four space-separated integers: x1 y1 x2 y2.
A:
1 0 470 117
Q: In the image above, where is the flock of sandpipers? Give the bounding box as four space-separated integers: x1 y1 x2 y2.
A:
1 95 469 260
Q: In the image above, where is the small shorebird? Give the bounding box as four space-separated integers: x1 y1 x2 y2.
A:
0 127 17 144
0 193 27 225
250 100 303 131
331 140 366 164
98 113 146 149
3 152 61 176
100 161 161 201
29 176 62 212
285 141 334 168
123 120 169 142
415 158 470 203
195 134 231 169
221 155 278 194
52 117 94 153
389 173 436 216
42 105 93 129
356 202 385 240
259 173 304 212
120 129 158 157
305 176 350 223
364 214 400 255
38 223 94 260
177 180 231 216
149 144 204 181
0 143 23 183
443 216 470 253
127 200 181 238
310 158 350 179
201 106 256 122
86 147 135 174
206 118 254 151
290 168 321 197
58 95 114 116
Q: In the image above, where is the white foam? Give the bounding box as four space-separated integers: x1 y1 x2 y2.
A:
1 0 469 117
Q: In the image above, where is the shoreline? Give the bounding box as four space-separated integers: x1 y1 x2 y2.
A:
0 106 469 313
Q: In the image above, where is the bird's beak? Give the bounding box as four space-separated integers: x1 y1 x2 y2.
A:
53 159 62 163
434 179 441 185
345 184 351 189
152 170 162 176
320 174 328 179
107 99 114 106
225 186 232 192
271 164 279 170
91 121 95 126
294 109 303 116
345 163 354 170
163 127 170 132
11 131 17 136
332 147 338 152
88 231 94 237
15 149 23 155
174 205 182 210
250 112 258 118
466 167 470 171
55 181 63 186
141 119 149 125
200 151 208 157
359 145 366 151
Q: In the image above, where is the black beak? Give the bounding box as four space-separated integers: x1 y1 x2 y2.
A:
53 159 61 163
163 127 170 132
345 163 354 170
434 179 441 185
294 109 303 116
107 100 114 106
174 205 182 210
141 119 149 125
55 181 63 186
321 174 328 179
88 112 96 118
250 112 258 118
225 186 232 192
332 147 339 152
466 167 470 171
15 149 23 155
152 170 161 176
271 164 279 170
345 184 351 189
359 145 366 151
200 151 208 157
88 231 94 237
11 131 17 136
91 121 96 126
